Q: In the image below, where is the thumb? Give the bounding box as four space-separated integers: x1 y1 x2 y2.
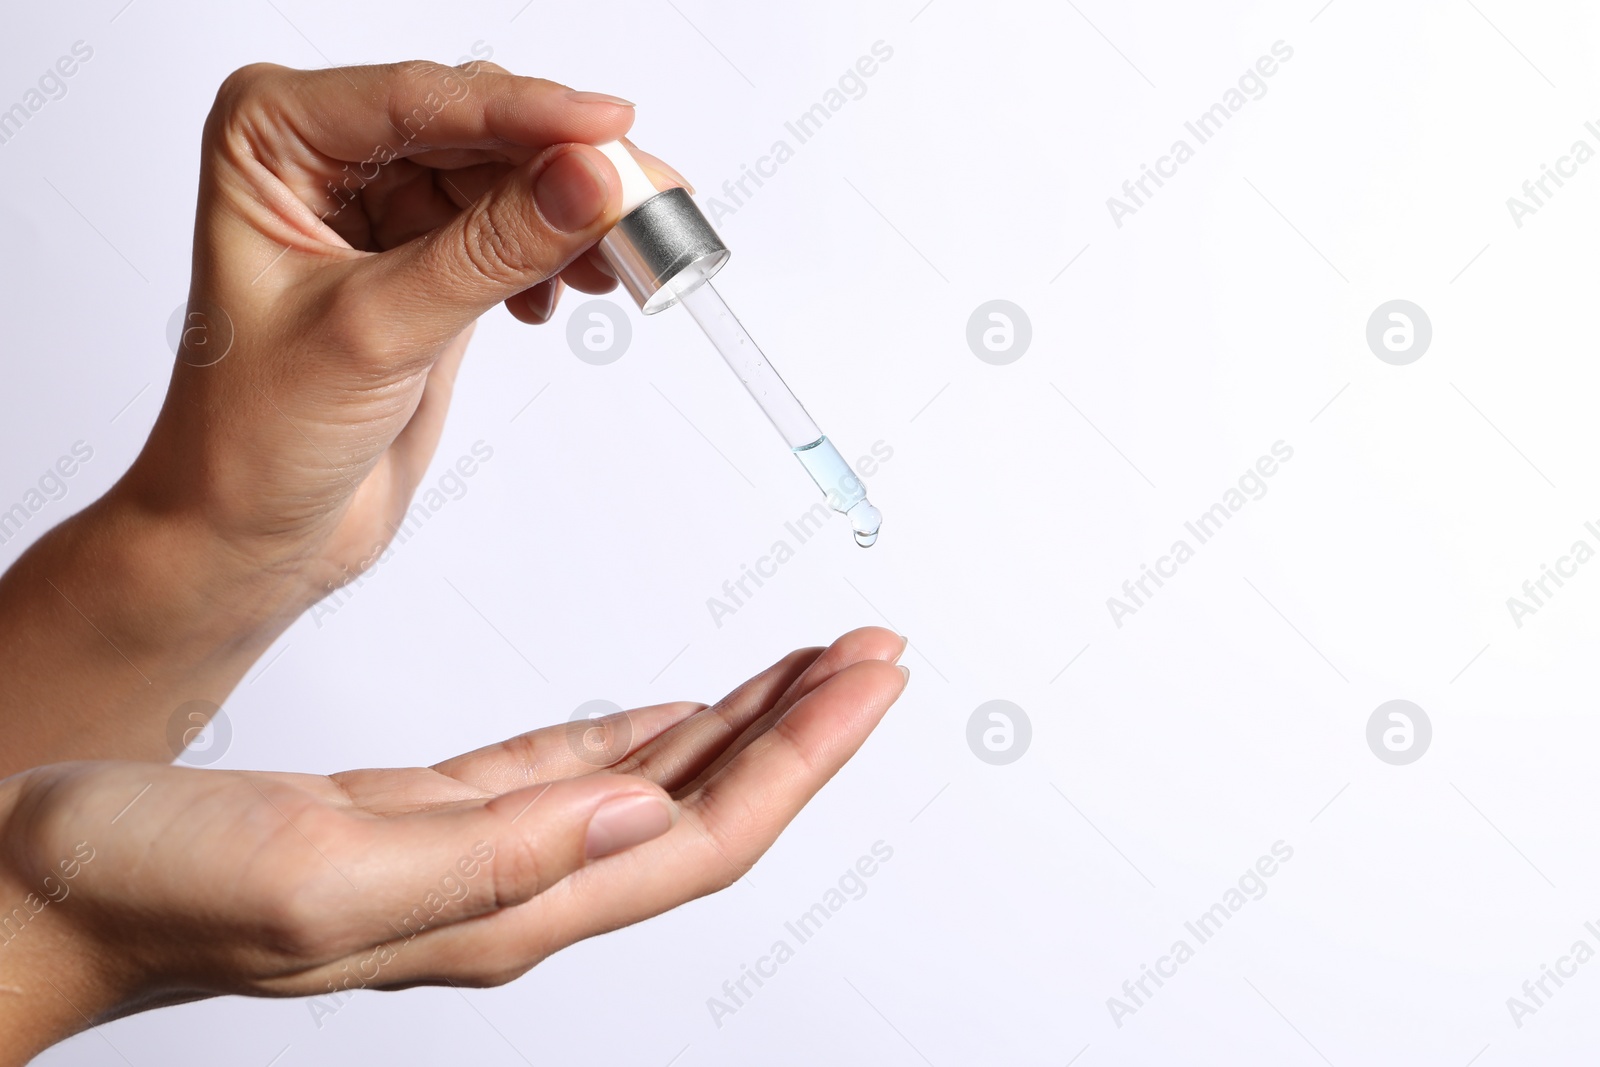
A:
344 774 677 944
373 143 624 341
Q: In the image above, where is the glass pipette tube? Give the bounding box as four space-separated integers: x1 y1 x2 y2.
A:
679 281 883 547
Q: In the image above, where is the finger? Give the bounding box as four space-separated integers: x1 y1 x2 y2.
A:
360 140 683 260
226 62 635 172
396 141 674 307
430 701 707 793
420 160 513 212
556 252 619 295
361 142 624 342
362 161 511 251
606 646 824 791
367 660 906 984
505 277 562 324
348 137 674 255
332 161 452 251
356 164 469 251
278 773 678 966
674 627 904 796
685 658 907 841
547 140 679 296
617 627 903 795
624 140 695 193
567 661 908 932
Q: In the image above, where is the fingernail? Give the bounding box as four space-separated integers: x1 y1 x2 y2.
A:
586 794 674 859
527 283 556 324
660 163 696 195
893 635 909 663
566 90 635 107
534 148 611 234
631 146 696 194
897 664 911 684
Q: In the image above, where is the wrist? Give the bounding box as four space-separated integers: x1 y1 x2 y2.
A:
116 433 361 624
0 481 307 772
96 476 313 654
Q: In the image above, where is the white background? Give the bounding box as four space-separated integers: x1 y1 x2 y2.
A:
5 0 1600 1063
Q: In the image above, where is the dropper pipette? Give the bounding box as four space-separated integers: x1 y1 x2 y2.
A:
592 141 882 546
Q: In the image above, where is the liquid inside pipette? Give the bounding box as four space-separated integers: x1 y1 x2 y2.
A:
793 437 883 546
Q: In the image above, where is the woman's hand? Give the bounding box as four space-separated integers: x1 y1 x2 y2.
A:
133 59 688 595
0 629 908 1065
0 60 687 772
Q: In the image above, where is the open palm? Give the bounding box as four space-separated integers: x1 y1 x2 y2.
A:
1 629 904 1017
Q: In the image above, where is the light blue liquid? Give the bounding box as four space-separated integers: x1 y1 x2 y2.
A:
793 436 882 548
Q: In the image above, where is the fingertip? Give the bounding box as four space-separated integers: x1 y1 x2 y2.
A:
496 78 635 147
527 279 557 323
809 658 909 723
560 90 637 141
565 90 636 108
505 279 557 324
557 251 621 295
830 626 906 664
789 658 906 740
849 656 912 699
504 291 532 323
559 270 618 296
625 142 695 194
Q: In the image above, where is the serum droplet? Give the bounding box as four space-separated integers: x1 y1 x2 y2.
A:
846 500 882 549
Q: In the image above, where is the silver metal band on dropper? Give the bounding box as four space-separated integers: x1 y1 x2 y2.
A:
598 187 730 314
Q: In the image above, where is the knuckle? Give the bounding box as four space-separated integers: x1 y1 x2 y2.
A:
454 953 542 989
318 275 406 372
459 201 534 288
487 830 550 907
256 886 336 959
726 848 759 887
685 796 759 892
391 58 452 84
386 60 470 125
706 855 755 895
207 63 288 148
213 62 282 111
394 59 473 107
457 59 508 77
14 770 97 876
495 733 543 785
771 715 824 778
516 76 565 96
